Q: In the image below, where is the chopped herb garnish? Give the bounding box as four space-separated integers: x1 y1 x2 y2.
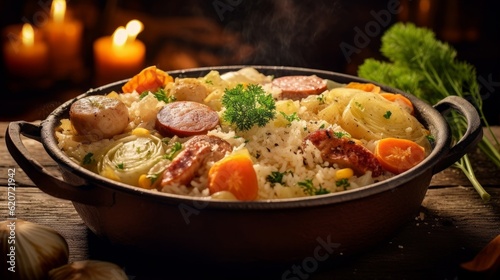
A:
383 110 392 119
317 94 326 105
426 134 436 146
315 185 330 195
336 178 350 190
82 153 94 165
298 179 315 195
164 142 182 160
279 112 300 125
267 171 286 186
298 179 330 196
333 131 350 138
116 163 124 169
140 88 176 103
146 173 159 184
355 101 364 110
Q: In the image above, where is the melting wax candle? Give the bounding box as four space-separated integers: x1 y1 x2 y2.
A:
3 23 48 78
93 20 146 86
43 0 83 78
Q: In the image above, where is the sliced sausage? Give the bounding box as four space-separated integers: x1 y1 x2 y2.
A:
272 75 328 100
155 101 219 137
159 135 232 192
304 129 384 177
69 95 129 140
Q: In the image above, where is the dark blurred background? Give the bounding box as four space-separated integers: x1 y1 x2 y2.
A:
1 0 499 124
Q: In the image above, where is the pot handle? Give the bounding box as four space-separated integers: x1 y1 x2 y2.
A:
431 96 483 174
5 121 114 207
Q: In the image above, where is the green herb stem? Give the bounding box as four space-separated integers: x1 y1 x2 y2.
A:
478 139 500 168
454 155 491 201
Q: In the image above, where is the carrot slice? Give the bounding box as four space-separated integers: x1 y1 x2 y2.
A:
461 234 500 273
122 66 174 94
208 149 258 201
345 82 381 93
380 93 414 115
374 138 426 174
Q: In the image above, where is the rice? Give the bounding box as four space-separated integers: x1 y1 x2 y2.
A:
207 113 378 200
56 70 387 200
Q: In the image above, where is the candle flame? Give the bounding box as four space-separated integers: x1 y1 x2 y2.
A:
21 23 35 47
51 0 66 23
125 20 144 42
112 27 128 47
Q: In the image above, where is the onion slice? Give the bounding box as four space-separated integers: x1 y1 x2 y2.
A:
97 134 166 185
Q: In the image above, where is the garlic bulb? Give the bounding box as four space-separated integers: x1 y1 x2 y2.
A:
48 260 128 280
0 219 69 280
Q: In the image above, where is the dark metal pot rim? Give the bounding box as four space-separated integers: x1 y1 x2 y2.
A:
39 65 451 209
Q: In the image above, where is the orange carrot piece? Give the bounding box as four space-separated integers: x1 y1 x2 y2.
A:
380 93 414 115
345 82 381 93
374 138 426 174
461 234 500 273
208 150 258 201
122 66 174 94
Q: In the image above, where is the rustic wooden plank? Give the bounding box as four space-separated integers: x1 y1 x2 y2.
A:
1 185 498 279
312 186 500 279
430 125 500 187
0 187 89 262
430 151 500 187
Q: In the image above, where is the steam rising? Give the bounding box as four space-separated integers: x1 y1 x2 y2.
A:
235 0 339 67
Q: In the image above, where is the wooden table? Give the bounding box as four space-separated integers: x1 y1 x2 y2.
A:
1 121 499 280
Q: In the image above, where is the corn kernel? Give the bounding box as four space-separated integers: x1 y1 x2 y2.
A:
138 174 152 189
131 127 150 136
335 168 354 180
106 91 120 99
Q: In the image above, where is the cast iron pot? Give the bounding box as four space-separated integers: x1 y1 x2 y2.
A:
6 66 482 264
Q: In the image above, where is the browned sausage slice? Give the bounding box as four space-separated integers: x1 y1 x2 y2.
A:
155 101 219 137
304 129 385 177
272 75 328 100
159 135 232 192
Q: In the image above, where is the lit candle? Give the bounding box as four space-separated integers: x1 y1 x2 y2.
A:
43 0 83 78
93 20 146 86
3 23 48 78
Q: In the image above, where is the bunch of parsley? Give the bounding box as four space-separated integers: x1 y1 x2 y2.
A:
358 22 499 201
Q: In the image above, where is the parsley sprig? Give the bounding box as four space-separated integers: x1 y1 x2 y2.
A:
140 88 176 103
222 84 276 131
